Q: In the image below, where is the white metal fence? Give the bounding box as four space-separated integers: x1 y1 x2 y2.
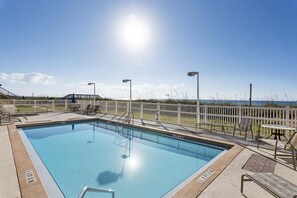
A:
80 100 297 137
1 99 296 136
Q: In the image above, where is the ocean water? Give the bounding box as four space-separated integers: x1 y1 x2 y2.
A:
199 100 297 106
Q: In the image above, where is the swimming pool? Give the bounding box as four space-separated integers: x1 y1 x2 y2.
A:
21 121 227 198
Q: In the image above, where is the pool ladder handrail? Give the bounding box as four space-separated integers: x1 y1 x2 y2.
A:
118 127 134 140
78 186 115 198
118 111 134 126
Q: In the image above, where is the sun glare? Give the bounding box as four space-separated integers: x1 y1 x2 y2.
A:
119 13 151 51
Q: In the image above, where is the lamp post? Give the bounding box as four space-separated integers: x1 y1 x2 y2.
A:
187 72 200 125
122 79 132 113
88 82 96 105
249 83 252 107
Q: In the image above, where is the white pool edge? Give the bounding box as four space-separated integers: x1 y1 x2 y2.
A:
19 129 65 198
19 126 228 198
163 149 228 198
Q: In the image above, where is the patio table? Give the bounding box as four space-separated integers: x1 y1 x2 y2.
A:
261 124 295 140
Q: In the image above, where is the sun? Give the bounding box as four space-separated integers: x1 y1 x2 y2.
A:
119 13 151 51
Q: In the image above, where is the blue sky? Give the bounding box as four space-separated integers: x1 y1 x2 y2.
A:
0 0 297 100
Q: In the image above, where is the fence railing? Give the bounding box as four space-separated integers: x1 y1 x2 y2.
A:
1 99 296 136
0 99 69 113
88 100 297 137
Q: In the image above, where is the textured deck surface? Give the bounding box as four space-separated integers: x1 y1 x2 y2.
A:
243 154 276 173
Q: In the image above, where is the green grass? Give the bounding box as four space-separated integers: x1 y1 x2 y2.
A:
54 105 66 111
16 105 35 113
16 105 66 113
90 108 280 137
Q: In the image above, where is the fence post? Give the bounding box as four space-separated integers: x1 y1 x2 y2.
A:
204 105 207 123
285 106 290 126
239 106 242 123
77 100 80 109
52 100 55 111
140 101 143 119
65 99 68 110
115 100 118 115
34 99 36 112
286 106 290 137
105 101 108 113
157 102 160 121
177 103 181 124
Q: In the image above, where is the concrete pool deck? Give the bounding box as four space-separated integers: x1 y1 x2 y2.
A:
1 112 296 198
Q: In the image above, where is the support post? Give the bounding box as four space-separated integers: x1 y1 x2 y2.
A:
249 83 252 107
204 104 207 123
177 103 181 124
115 100 118 115
105 101 108 113
140 101 143 119
157 102 160 122
239 106 242 123
286 106 290 138
34 99 36 112
65 99 67 110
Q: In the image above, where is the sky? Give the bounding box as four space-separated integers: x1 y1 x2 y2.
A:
0 0 297 101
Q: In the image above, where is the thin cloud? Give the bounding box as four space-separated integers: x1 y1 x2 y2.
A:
0 72 56 85
63 82 185 99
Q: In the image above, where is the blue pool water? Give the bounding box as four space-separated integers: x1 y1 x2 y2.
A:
23 121 226 198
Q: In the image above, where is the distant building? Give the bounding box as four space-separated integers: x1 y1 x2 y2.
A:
62 93 102 100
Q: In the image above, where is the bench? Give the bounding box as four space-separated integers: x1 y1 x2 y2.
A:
241 173 297 198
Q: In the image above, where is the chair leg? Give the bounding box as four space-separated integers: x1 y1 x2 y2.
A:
240 175 244 193
244 131 247 140
257 139 260 149
251 129 253 139
292 148 296 171
274 141 278 159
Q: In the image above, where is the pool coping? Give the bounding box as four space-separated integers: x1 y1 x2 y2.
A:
10 117 243 198
8 124 47 198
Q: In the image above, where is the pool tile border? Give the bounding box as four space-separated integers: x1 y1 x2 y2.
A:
172 144 243 197
8 124 48 198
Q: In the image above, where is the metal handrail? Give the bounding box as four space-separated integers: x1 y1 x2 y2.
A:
119 112 134 125
117 112 129 123
128 112 134 125
78 186 115 198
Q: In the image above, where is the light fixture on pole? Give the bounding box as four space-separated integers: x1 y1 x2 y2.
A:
88 82 96 105
187 72 200 125
122 79 132 113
